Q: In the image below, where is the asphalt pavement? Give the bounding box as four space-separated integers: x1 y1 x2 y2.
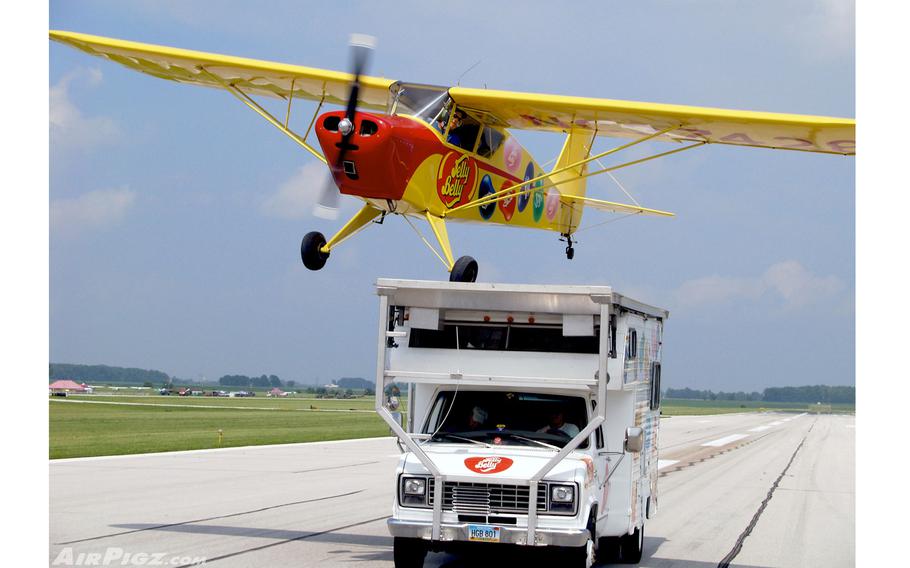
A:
49 412 854 567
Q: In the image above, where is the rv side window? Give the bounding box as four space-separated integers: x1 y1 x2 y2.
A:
409 323 600 354
650 362 662 410
424 393 452 433
626 328 638 359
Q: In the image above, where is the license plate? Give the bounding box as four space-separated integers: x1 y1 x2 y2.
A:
467 524 501 543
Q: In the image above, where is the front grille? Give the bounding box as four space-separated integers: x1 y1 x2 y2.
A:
428 480 548 514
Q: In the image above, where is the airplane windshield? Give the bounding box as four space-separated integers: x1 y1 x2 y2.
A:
389 83 450 126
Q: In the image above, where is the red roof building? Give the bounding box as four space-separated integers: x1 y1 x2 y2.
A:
49 380 86 392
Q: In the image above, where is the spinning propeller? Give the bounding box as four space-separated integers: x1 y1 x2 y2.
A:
313 33 376 220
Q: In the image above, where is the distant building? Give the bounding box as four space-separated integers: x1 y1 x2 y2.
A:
49 380 87 394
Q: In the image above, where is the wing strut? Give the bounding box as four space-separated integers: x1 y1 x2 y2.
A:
444 124 680 216
454 140 705 214
401 215 455 272
197 67 327 164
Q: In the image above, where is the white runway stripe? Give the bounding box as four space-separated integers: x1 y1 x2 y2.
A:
769 421 784 426
701 434 749 447
658 459 679 470
748 425 771 432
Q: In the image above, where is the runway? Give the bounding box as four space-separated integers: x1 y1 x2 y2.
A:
49 412 854 567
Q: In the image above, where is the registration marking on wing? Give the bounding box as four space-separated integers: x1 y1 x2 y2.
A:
467 524 501 543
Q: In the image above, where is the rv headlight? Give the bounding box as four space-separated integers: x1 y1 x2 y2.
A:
399 476 430 508
403 477 426 496
550 484 575 503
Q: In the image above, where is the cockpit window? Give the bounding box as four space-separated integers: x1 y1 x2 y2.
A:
389 83 449 126
445 109 480 151
477 126 504 158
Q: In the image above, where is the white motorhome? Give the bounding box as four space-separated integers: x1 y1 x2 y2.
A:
374 279 667 567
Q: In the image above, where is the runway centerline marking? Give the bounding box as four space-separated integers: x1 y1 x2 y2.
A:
748 425 771 432
657 459 679 470
701 434 749 447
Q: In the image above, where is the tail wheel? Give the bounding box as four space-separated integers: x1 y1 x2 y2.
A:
301 231 330 271
449 256 478 282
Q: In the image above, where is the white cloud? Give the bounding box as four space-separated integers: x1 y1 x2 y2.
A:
50 68 120 153
50 187 137 237
675 260 845 311
788 0 855 62
260 162 335 220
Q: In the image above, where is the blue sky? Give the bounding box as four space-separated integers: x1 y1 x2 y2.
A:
49 1 855 391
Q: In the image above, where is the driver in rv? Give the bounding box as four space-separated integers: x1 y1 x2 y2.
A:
538 410 579 437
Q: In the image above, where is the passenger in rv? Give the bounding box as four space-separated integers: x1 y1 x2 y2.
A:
538 410 580 437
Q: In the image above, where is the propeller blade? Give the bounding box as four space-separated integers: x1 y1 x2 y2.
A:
313 177 341 220
316 34 376 221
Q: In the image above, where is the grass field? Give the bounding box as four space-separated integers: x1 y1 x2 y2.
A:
49 398 393 459
50 394 852 459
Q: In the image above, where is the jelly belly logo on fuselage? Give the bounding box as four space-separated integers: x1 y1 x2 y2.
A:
437 152 477 209
464 456 514 474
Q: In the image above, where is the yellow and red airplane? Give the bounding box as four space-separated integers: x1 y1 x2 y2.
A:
50 31 855 282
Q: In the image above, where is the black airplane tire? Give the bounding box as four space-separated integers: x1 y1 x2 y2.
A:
449 256 478 282
301 231 330 271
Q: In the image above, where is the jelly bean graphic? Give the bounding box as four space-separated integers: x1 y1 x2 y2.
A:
478 175 496 220
503 137 522 174
532 186 545 222
545 187 561 221
518 162 534 212
498 180 516 221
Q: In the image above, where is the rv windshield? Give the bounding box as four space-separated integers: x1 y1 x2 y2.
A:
389 83 450 126
423 390 588 449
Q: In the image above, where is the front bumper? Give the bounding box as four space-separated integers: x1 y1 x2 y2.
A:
387 518 588 547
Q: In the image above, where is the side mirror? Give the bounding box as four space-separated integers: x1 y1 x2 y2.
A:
624 427 644 453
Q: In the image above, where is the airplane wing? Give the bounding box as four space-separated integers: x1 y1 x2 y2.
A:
561 195 674 217
50 30 395 110
449 87 855 155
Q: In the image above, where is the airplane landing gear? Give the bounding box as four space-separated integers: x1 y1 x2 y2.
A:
449 256 478 283
562 233 576 260
301 231 330 270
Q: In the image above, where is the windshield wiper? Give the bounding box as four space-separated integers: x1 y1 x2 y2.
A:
429 432 492 447
501 432 560 450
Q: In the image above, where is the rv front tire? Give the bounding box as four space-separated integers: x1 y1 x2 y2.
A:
392 537 426 568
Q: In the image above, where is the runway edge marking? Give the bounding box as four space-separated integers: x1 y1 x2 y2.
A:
51 436 397 463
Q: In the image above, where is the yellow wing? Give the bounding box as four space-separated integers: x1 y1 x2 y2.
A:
50 30 395 110
449 87 855 155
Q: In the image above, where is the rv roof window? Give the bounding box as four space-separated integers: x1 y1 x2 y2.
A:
409 323 599 354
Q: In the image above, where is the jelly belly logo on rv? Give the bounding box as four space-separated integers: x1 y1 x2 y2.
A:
437 152 477 209
464 456 514 474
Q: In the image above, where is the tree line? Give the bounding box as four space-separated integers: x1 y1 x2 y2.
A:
218 374 295 388
666 385 854 404
50 363 169 385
